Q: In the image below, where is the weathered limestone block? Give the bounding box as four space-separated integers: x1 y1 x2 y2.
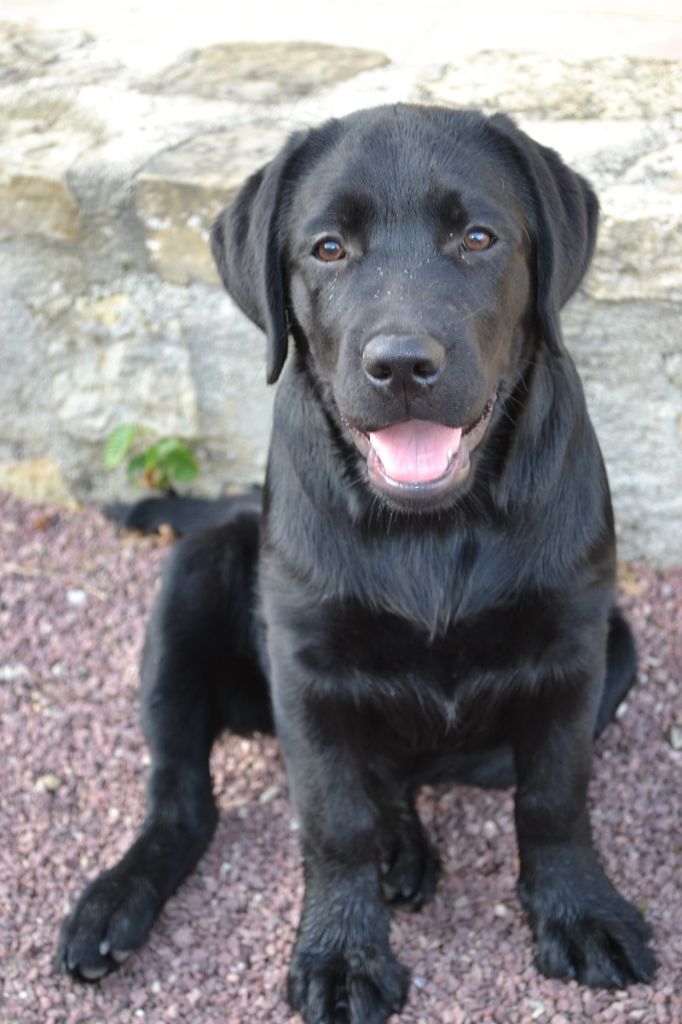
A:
141 41 389 103
564 296 682 565
180 293 275 490
587 144 682 303
0 105 95 241
0 285 55 459
41 276 274 502
0 173 80 242
50 290 199 443
588 186 682 303
134 125 292 284
0 21 93 84
513 120 682 304
0 457 78 507
421 53 682 122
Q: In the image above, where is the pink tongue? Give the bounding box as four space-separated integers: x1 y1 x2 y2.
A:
369 420 462 484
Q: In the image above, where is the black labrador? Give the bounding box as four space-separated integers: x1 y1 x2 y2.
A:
58 105 656 1022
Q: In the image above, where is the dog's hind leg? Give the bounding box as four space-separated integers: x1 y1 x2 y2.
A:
58 513 271 981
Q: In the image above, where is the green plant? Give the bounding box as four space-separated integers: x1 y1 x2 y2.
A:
104 424 199 492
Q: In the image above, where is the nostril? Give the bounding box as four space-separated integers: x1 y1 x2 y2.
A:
362 335 446 389
362 345 394 383
414 359 438 380
369 362 392 382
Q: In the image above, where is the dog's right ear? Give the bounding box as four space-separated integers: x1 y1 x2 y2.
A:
210 131 309 384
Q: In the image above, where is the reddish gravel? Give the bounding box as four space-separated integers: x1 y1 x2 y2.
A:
1 491 680 1024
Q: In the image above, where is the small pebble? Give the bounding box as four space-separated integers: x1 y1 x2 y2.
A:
171 926 195 950
34 772 63 793
0 663 30 681
667 724 682 750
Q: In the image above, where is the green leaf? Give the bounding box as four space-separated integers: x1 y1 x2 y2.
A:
104 424 137 469
154 437 184 459
163 447 199 483
126 452 146 480
144 443 162 471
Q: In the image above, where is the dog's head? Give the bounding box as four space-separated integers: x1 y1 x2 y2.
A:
211 105 598 511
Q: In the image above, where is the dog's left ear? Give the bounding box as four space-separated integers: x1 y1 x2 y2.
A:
210 130 309 384
488 114 599 356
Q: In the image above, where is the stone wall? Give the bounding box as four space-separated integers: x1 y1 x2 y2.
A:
0 24 680 563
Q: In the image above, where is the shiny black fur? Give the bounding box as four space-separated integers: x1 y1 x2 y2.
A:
59 106 655 1020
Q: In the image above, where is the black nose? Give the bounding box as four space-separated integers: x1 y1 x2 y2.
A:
362 334 446 393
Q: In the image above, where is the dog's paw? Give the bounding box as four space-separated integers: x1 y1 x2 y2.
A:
57 868 161 981
379 823 440 911
521 874 657 988
288 945 409 1024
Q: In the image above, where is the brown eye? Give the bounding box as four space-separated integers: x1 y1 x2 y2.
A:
313 237 347 262
462 228 495 252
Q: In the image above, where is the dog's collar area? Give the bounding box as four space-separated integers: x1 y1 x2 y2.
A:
343 394 497 506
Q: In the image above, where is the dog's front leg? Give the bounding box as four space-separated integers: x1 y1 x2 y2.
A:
272 661 409 1024
511 675 656 988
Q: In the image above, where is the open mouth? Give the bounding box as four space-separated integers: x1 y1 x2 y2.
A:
345 394 497 506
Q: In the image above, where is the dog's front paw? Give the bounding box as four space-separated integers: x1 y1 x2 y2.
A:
57 868 161 981
521 867 657 988
288 944 409 1024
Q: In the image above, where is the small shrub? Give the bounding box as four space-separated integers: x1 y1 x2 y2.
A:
104 425 199 492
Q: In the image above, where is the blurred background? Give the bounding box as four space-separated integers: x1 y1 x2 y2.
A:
1 0 680 562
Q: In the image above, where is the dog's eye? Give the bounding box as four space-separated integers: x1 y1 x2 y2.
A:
313 238 347 262
462 228 496 252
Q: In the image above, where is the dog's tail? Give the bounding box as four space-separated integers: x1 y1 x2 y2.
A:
104 490 263 536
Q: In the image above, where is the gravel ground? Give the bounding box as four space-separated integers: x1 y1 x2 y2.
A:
1 491 680 1024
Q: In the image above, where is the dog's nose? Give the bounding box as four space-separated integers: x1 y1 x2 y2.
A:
362 335 446 392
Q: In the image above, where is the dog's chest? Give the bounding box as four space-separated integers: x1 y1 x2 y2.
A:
291 590 562 713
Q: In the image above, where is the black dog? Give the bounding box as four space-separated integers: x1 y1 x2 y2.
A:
59 105 656 1022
